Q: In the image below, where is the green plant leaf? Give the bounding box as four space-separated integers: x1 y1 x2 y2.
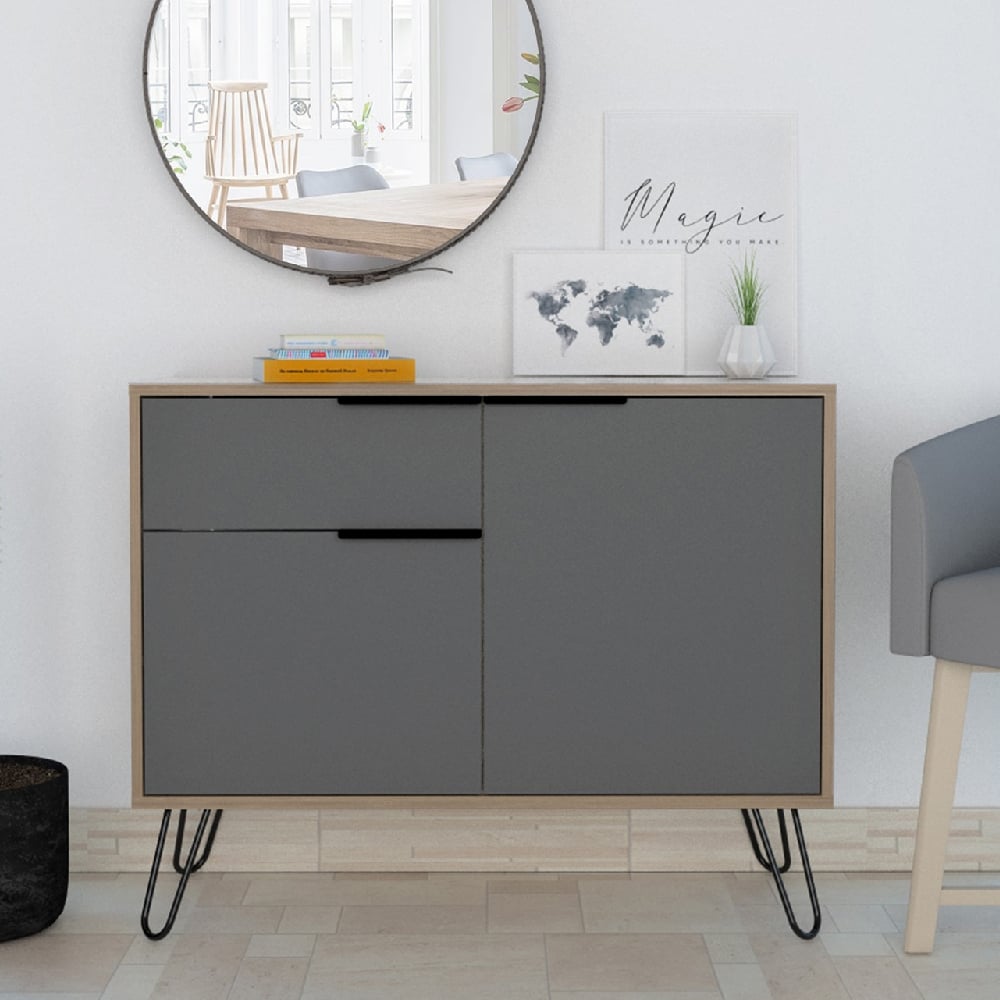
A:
521 52 539 65
520 77 541 95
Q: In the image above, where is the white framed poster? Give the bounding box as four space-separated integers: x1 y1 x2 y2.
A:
604 111 797 375
512 251 685 376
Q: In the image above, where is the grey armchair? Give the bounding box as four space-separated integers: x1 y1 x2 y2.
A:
891 414 1000 953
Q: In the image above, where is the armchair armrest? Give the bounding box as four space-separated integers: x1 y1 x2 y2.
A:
891 414 1000 655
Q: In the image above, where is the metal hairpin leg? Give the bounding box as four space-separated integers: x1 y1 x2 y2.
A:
741 809 821 940
140 809 224 940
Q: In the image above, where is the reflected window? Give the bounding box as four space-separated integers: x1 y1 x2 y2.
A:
391 0 413 130
150 0 425 140
284 0 426 139
146 0 211 138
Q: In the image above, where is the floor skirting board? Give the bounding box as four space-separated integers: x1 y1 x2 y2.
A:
69 807 1000 873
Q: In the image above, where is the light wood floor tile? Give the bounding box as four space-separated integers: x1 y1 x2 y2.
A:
178 905 284 934
276 907 343 934
580 873 743 933
825 903 898 934
239 875 339 907
549 994 719 1000
245 873 486 908
52 874 151 934
150 934 249 1000
908 967 1000 1000
713 962 775 1000
0 993 101 1000
0 934 133 994
545 933 717 992
820 934 894 957
336 904 487 934
487 891 583 933
21 870 1000 999
703 932 759 964
830 956 923 999
98 962 164 1000
749 934 851 1000
303 933 548 999
227 957 310 1000
246 934 316 958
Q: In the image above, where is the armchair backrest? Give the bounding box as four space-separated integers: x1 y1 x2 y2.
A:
891 414 1000 655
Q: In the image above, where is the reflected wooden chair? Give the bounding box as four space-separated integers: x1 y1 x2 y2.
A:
205 81 301 227
891 414 1000 953
455 152 517 181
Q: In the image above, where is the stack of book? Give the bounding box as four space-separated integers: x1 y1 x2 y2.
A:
253 334 415 383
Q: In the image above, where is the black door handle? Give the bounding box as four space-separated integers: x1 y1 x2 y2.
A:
484 396 628 405
336 529 482 540
336 396 481 406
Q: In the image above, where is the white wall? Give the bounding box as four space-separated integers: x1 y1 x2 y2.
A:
3 0 1000 807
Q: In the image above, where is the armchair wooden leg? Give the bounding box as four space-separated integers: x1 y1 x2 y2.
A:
905 658 973 953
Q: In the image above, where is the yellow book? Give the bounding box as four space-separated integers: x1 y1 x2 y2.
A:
252 356 415 383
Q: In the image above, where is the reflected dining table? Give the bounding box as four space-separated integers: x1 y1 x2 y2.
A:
225 177 508 263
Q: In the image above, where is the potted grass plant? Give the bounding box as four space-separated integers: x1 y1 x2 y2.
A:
717 251 776 379
0 756 68 942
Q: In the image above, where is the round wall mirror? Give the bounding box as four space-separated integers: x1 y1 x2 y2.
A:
143 0 544 283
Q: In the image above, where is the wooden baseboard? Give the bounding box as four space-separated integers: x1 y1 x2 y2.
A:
69 806 1000 873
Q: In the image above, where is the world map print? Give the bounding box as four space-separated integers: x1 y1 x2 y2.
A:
513 252 685 376
527 280 674 355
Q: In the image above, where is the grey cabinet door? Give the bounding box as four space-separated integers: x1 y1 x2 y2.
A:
142 531 482 795
141 397 482 530
482 397 825 795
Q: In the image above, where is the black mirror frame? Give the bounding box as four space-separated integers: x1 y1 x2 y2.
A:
141 0 545 286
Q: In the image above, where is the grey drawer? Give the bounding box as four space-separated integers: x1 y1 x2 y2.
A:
141 397 482 530
142 530 483 795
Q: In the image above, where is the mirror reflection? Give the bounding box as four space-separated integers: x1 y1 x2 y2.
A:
144 0 544 279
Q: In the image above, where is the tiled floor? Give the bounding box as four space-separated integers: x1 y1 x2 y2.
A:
1 871 999 999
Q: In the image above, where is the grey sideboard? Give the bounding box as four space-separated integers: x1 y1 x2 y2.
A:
130 382 835 809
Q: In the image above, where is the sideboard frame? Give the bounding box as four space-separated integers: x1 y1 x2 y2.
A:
129 380 835 810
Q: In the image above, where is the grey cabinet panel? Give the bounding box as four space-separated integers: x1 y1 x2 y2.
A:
141 397 481 530
482 397 825 795
142 531 482 795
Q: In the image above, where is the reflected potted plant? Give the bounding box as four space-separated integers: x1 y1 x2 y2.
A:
717 251 776 379
153 117 192 175
0 756 69 941
351 99 374 158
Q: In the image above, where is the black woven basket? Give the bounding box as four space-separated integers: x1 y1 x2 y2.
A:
0 756 69 942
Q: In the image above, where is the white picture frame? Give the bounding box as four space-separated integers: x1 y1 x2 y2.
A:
512 251 685 376
604 111 798 375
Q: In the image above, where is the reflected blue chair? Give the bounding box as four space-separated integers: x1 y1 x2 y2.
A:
454 152 517 181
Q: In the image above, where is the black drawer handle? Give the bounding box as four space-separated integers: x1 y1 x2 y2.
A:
336 396 481 406
337 529 482 540
484 396 628 405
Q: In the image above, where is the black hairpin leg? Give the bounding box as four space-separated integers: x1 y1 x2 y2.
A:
742 809 821 940
140 809 223 940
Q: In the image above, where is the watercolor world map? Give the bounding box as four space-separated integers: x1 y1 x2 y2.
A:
527 280 673 355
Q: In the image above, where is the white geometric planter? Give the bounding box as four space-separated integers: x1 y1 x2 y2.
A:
717 324 777 379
